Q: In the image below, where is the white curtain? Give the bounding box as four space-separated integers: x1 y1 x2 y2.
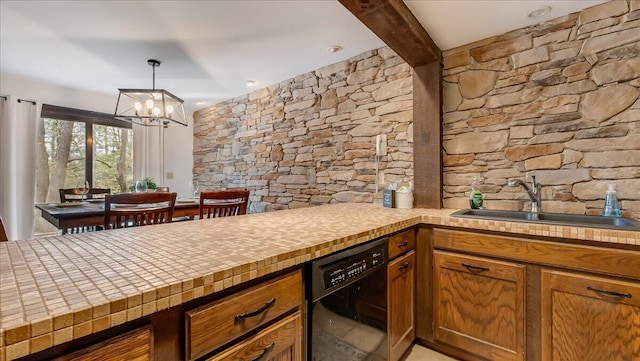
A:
0 96 39 240
133 123 165 187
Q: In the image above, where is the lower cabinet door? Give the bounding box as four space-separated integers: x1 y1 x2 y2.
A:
388 250 415 361
206 311 302 361
541 270 640 361
433 251 525 361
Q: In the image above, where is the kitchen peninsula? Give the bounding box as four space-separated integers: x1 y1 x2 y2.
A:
1 203 639 360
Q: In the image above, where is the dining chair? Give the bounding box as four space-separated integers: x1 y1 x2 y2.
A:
0 215 8 241
59 187 111 202
199 189 250 219
58 188 111 234
104 192 177 229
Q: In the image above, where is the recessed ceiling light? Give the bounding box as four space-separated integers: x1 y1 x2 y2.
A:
195 101 208 106
328 45 342 53
246 80 257 87
527 6 551 19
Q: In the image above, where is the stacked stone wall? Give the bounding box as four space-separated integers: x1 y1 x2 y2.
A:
443 0 640 219
193 47 413 211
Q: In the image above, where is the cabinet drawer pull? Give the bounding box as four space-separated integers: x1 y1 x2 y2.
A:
398 262 410 271
462 263 489 272
398 240 409 247
234 297 276 322
586 286 632 298
249 341 275 361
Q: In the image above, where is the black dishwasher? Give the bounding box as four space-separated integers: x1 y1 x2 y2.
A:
306 237 389 361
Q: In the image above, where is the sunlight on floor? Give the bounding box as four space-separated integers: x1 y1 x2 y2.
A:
405 344 459 361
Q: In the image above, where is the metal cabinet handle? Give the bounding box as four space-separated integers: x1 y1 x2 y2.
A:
587 286 632 298
398 240 409 247
462 263 490 272
234 297 276 322
249 342 275 361
398 262 410 271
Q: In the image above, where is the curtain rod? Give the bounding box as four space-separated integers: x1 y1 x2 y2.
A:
18 98 36 105
0 96 36 104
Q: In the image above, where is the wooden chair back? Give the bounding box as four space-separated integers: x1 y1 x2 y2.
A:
0 215 8 242
105 192 177 230
199 189 250 219
58 188 111 234
60 188 111 202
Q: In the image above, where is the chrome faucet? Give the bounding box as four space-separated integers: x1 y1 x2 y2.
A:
508 176 542 213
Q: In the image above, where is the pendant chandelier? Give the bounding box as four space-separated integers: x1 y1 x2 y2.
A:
115 59 187 127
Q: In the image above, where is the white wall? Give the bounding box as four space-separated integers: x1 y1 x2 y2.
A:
160 122 194 197
0 73 195 238
132 121 194 198
1 73 117 113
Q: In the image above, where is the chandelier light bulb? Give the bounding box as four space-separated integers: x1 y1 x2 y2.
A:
166 104 174 114
146 99 154 109
134 102 142 111
153 107 161 116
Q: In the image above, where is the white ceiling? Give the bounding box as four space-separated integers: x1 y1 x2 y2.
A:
0 0 607 115
405 0 608 51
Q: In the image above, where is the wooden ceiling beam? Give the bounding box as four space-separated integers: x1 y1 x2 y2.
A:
338 0 440 67
340 0 443 209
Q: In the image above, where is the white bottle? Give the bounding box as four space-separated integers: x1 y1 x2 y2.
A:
602 184 621 217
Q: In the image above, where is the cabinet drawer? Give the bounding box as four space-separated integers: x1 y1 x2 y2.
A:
53 326 152 361
205 311 302 361
186 270 303 361
433 228 640 280
388 228 415 260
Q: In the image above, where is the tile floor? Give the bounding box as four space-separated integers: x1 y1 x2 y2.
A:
405 344 458 361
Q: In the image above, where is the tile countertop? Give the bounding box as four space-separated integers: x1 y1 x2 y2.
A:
1 203 639 360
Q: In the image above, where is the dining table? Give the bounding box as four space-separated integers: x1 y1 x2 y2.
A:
35 197 200 231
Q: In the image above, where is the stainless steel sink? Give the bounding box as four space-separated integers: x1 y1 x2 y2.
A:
451 209 640 231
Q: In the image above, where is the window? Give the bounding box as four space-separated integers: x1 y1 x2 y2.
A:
34 105 133 235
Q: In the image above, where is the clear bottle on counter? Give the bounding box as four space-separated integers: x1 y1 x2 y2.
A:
469 176 483 209
602 184 622 217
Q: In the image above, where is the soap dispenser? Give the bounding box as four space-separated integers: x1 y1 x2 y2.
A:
602 184 622 217
469 176 484 209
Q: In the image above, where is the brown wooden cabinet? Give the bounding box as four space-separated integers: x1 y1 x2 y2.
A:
541 270 640 361
52 326 153 361
422 228 640 361
387 228 416 361
388 228 415 260
186 270 303 361
433 251 525 361
388 250 415 361
205 311 302 361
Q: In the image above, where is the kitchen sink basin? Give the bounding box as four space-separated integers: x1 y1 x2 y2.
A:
451 209 640 231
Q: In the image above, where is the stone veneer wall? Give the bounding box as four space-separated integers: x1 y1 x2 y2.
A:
442 0 640 219
193 47 413 211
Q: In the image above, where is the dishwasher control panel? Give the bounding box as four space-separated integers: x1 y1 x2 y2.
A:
322 245 386 289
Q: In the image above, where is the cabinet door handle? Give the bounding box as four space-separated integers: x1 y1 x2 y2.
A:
235 297 276 322
398 262 410 271
462 263 489 272
249 341 275 361
586 286 632 298
398 240 409 247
